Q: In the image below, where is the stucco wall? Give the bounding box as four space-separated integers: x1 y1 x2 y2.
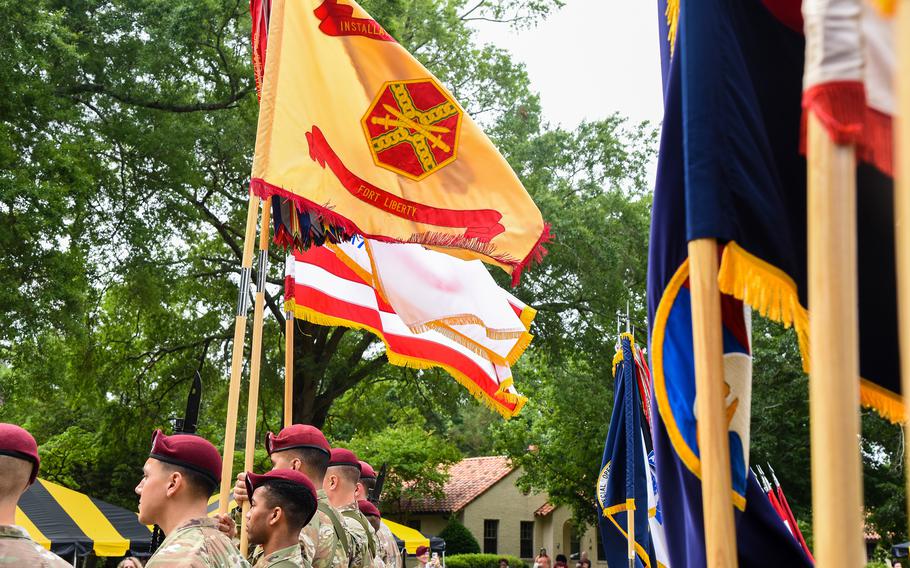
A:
459 468 549 559
389 466 606 566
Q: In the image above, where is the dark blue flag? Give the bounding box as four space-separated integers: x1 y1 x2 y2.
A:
647 0 824 565
597 334 655 568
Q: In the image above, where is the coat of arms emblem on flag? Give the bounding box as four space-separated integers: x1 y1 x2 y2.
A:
362 79 462 181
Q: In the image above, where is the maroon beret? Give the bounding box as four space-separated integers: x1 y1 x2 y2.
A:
328 448 361 470
359 461 376 480
416 546 429 556
266 424 331 456
149 430 221 485
245 469 319 526
0 424 39 485
358 499 380 518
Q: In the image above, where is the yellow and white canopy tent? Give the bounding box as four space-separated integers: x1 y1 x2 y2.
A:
15 478 152 561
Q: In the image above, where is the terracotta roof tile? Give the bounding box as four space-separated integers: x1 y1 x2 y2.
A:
401 456 514 513
534 502 555 516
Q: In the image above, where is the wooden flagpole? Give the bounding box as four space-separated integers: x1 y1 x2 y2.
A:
687 238 738 567
806 112 865 568
219 193 261 514
239 198 272 556
894 0 910 543
626 499 635 568
284 310 294 428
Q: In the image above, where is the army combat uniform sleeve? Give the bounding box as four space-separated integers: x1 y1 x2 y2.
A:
254 543 306 568
0 525 71 568
303 493 350 568
377 523 401 568
337 503 376 568
146 517 251 568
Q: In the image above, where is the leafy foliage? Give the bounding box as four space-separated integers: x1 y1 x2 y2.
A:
438 519 481 555
749 317 907 547
0 0 561 508
344 415 462 510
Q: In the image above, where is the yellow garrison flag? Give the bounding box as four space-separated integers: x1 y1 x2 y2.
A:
251 0 549 282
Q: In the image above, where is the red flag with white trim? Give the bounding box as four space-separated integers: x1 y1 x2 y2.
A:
284 242 528 417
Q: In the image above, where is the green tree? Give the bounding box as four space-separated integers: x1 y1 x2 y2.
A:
439 519 481 555
0 0 565 507
345 415 462 510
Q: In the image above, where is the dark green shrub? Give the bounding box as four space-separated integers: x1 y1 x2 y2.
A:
446 554 528 568
438 519 480 555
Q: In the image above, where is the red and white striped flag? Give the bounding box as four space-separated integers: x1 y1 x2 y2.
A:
284 242 528 417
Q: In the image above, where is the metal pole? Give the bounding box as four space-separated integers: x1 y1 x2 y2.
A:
240 198 272 556
218 192 261 514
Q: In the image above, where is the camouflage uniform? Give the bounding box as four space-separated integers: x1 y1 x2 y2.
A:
147 517 250 568
248 490 342 568
301 489 349 568
375 522 401 568
0 525 70 567
337 502 375 568
254 543 305 567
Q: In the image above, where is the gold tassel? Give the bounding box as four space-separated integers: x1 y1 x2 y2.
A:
717 242 810 373
717 243 905 424
860 380 905 423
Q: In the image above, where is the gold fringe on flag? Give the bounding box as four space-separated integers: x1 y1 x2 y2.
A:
285 300 527 418
717 241 905 423
666 0 679 55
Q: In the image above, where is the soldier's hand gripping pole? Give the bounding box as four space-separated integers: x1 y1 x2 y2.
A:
240 198 272 556
219 193 262 515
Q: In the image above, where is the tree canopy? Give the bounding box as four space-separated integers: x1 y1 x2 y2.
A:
1 0 904 554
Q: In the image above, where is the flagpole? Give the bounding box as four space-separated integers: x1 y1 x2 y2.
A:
284 309 294 428
240 197 272 557
806 112 865 567
627 509 635 568
894 0 910 543
622 333 636 568
687 238 738 568
219 193 261 514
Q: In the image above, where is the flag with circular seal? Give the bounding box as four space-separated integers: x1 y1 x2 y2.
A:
250 0 549 283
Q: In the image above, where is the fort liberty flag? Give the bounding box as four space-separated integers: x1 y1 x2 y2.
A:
251 0 549 283
283 237 531 417
597 334 661 568
647 0 821 565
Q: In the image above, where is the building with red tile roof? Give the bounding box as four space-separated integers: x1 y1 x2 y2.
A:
390 457 605 566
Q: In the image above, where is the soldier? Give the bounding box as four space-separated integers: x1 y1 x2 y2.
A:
232 425 349 568
356 500 384 568
356 461 376 502
137 429 249 567
358 462 400 568
0 423 70 567
245 469 319 567
324 448 375 568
